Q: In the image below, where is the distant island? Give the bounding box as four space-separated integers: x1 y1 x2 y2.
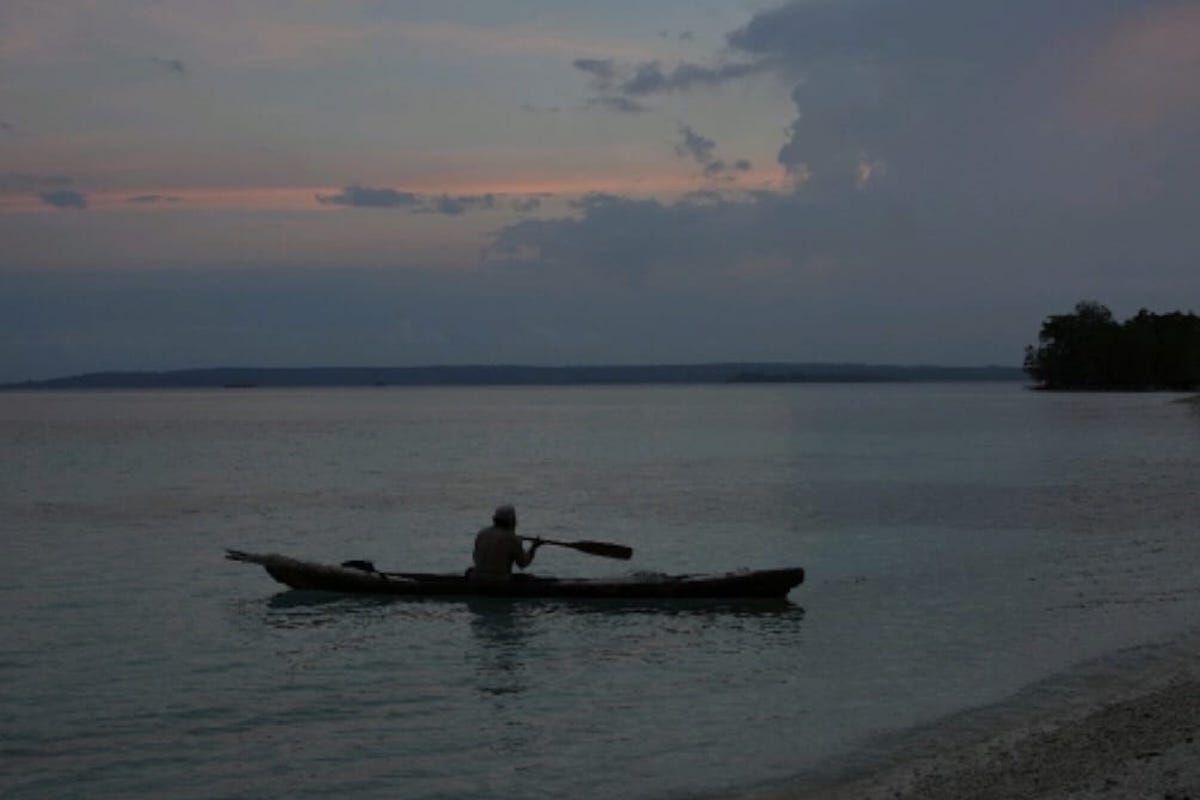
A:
2 363 1023 390
1025 302 1200 391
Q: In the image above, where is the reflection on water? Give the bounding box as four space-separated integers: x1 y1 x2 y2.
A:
466 598 530 698
245 590 807 702
258 590 393 629
267 589 383 610
258 589 804 623
1178 395 1200 423
540 596 804 619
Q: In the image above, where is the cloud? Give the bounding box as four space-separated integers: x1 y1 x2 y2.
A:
568 1 1200 201
4 174 87 210
316 185 423 209
573 58 617 86
127 194 183 204
151 56 186 75
488 192 789 284
497 189 894 282
725 0 1131 69
620 59 767 96
586 95 651 114
39 189 88 210
719 0 1200 196
493 0 1200 357
316 185 535 215
511 197 542 214
675 124 715 164
673 125 754 181
573 59 653 112
575 54 768 114
423 194 495 216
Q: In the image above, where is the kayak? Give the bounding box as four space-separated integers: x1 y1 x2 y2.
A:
226 550 804 599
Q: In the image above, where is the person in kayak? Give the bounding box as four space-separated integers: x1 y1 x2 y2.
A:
470 504 542 580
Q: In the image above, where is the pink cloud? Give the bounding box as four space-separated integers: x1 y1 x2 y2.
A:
0 163 790 215
1063 5 1200 133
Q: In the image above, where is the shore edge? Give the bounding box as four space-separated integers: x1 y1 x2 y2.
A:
754 648 1200 800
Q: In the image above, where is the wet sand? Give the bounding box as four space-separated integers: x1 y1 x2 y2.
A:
765 662 1200 800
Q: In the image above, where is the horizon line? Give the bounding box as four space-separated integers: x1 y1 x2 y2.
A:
4 361 1025 390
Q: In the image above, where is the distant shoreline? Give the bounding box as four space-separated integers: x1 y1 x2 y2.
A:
1 363 1024 391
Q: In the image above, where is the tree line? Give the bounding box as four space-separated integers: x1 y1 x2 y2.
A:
1025 301 1200 390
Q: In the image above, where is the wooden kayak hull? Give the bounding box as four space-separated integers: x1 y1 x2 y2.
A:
226 550 804 599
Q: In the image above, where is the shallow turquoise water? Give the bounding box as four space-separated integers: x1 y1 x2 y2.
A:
2 385 1199 799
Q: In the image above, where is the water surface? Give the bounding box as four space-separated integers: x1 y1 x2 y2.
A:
3 385 1199 799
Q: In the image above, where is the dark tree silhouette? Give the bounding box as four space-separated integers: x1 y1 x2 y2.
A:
1025 302 1200 390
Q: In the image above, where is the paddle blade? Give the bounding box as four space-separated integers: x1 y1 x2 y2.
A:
569 540 633 560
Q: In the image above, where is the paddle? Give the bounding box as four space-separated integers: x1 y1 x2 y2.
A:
522 536 633 560
334 537 632 580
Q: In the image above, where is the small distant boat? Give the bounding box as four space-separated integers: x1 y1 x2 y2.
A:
226 550 804 600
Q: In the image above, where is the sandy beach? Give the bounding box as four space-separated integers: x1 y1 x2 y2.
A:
762 647 1200 800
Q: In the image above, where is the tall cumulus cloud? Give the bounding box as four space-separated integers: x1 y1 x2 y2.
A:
501 0 1200 289
490 0 1200 358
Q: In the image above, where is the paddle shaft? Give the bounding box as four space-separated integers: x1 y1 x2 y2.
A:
521 536 633 560
347 536 634 580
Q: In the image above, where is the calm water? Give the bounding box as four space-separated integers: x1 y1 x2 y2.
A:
2 384 1199 799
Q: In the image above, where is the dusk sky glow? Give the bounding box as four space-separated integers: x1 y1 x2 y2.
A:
3 1 1199 381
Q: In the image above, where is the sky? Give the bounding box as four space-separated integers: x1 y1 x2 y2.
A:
3 0 1199 382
